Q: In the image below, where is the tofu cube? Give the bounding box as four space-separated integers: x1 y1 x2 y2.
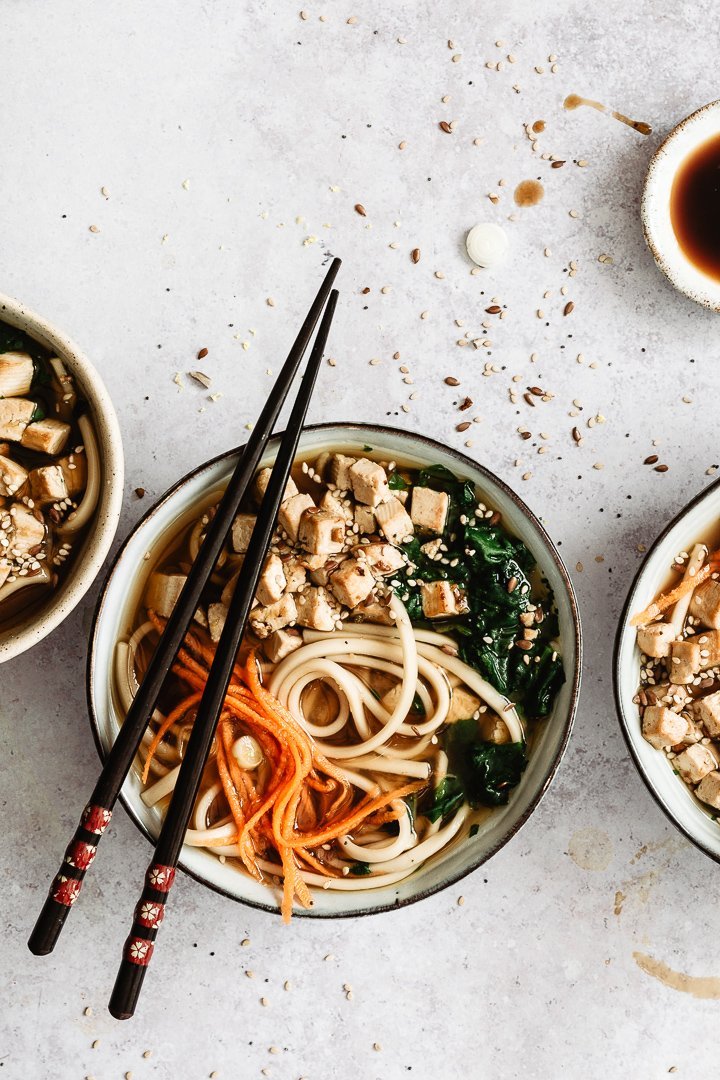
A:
263 628 303 663
675 743 718 785
0 454 28 497
294 586 338 631
231 513 256 553
8 503 45 553
0 351 33 397
328 558 374 608
420 580 468 620
690 579 720 629
277 493 315 543
253 466 297 505
0 397 34 442
354 504 376 534
58 451 87 498
641 705 689 750
697 630 720 671
146 572 187 618
0 562 10 589
208 602 228 643
696 770 720 810
281 554 307 592
298 508 345 555
410 487 449 535
327 453 356 492
249 593 298 639
255 553 287 606
351 594 394 624
29 465 68 507
669 639 700 684
637 621 675 659
480 714 511 744
695 691 720 737
348 458 390 507
20 417 71 456
375 497 414 546
447 687 481 724
320 489 351 520
309 556 345 587
352 542 406 576
421 538 443 560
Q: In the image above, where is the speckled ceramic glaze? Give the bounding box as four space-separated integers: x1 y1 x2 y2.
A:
615 477 720 862
641 98 720 310
88 423 581 918
0 293 124 662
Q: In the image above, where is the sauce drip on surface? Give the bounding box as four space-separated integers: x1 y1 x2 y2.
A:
513 179 544 207
670 132 720 282
564 93 651 136
531 119 546 134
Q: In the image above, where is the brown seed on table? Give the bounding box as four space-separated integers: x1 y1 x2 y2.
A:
456 421 471 432
528 386 545 396
439 121 453 133
655 464 669 473
523 393 536 407
485 305 502 314
644 454 659 465
521 431 532 440
445 376 460 386
411 248 421 263
572 428 581 444
563 301 574 316
197 347 209 359
459 397 473 411
135 487 146 498
354 203 366 216
551 160 566 169
361 286 370 294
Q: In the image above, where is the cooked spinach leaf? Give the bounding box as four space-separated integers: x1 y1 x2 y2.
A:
388 472 408 490
348 861 372 876
424 776 464 823
444 719 528 807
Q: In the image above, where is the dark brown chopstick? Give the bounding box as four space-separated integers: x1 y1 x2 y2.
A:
108 289 339 1020
28 258 341 958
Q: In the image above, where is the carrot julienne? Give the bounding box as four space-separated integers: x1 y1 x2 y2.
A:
630 558 718 626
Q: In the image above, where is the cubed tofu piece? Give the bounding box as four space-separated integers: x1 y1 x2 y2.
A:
354 504 376 534
320 489 351 520
348 458 390 507
352 541 406 576
695 691 720 737
231 513 256 553
0 454 28 497
375 497 414 546
641 705 689 750
669 639 701 684
690 579 720 629
298 508 346 555
0 398 34 442
309 556 346 587
29 465 68 507
0 562 10 589
675 743 718 785
0 352 33 397
263 628 303 663
294 586 338 631
351 594 394 624
327 453 356 492
281 554 307 592
420 580 469 619
421 538 443 560
58 451 87 498
208 602 228 643
253 466 298 505
277 493 315 543
410 487 449 535
447 687 481 724
249 593 298 639
696 770 720 810
146 572 187 618
637 621 676 659
480 714 511 744
20 417 71 456
8 503 44 553
255 553 287 606
328 558 374 609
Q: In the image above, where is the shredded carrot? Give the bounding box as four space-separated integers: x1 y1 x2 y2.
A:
630 560 716 626
141 692 202 783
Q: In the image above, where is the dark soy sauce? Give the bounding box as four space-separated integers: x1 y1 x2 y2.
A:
670 132 720 282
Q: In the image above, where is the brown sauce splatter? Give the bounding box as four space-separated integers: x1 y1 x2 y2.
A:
532 119 546 134
564 93 651 136
514 179 544 207
633 952 720 999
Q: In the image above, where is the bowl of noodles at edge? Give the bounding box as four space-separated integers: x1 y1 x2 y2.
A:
88 424 581 919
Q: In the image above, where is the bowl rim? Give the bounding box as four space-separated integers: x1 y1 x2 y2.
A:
613 473 720 863
641 97 720 311
87 421 583 917
0 290 124 661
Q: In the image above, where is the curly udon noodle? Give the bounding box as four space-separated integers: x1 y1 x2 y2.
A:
119 594 523 900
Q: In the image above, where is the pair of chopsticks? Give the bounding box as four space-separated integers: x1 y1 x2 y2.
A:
28 257 341 1019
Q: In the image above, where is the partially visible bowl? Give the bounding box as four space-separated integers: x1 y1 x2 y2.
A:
88 423 581 918
0 293 124 662
615 477 720 862
641 98 720 310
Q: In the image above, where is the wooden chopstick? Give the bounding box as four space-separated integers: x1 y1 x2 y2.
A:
28 258 341 959
108 289 339 1020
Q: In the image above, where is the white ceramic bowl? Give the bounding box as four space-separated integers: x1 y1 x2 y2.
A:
641 98 720 310
88 424 581 917
615 478 720 861
0 293 124 662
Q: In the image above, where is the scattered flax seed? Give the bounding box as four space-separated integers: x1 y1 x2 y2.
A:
134 487 146 498
439 121 453 134
563 301 575 316
445 376 460 386
354 204 366 216
456 421 471 432
572 428 582 444
655 464 669 473
459 397 473 411
411 248 421 263
551 160 565 169
644 455 659 465
486 305 502 314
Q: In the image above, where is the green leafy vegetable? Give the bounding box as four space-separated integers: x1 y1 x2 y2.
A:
388 472 408 490
30 403 46 423
444 720 528 807
469 824 480 838
424 776 464 823
348 861 372 876
362 444 373 452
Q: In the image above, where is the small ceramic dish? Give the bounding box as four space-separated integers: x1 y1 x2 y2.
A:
0 293 124 662
641 98 720 310
615 477 720 862
88 423 582 918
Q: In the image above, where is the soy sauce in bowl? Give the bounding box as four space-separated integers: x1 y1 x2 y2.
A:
670 132 720 282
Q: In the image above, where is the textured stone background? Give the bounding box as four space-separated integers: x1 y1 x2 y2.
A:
2 2 720 1077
